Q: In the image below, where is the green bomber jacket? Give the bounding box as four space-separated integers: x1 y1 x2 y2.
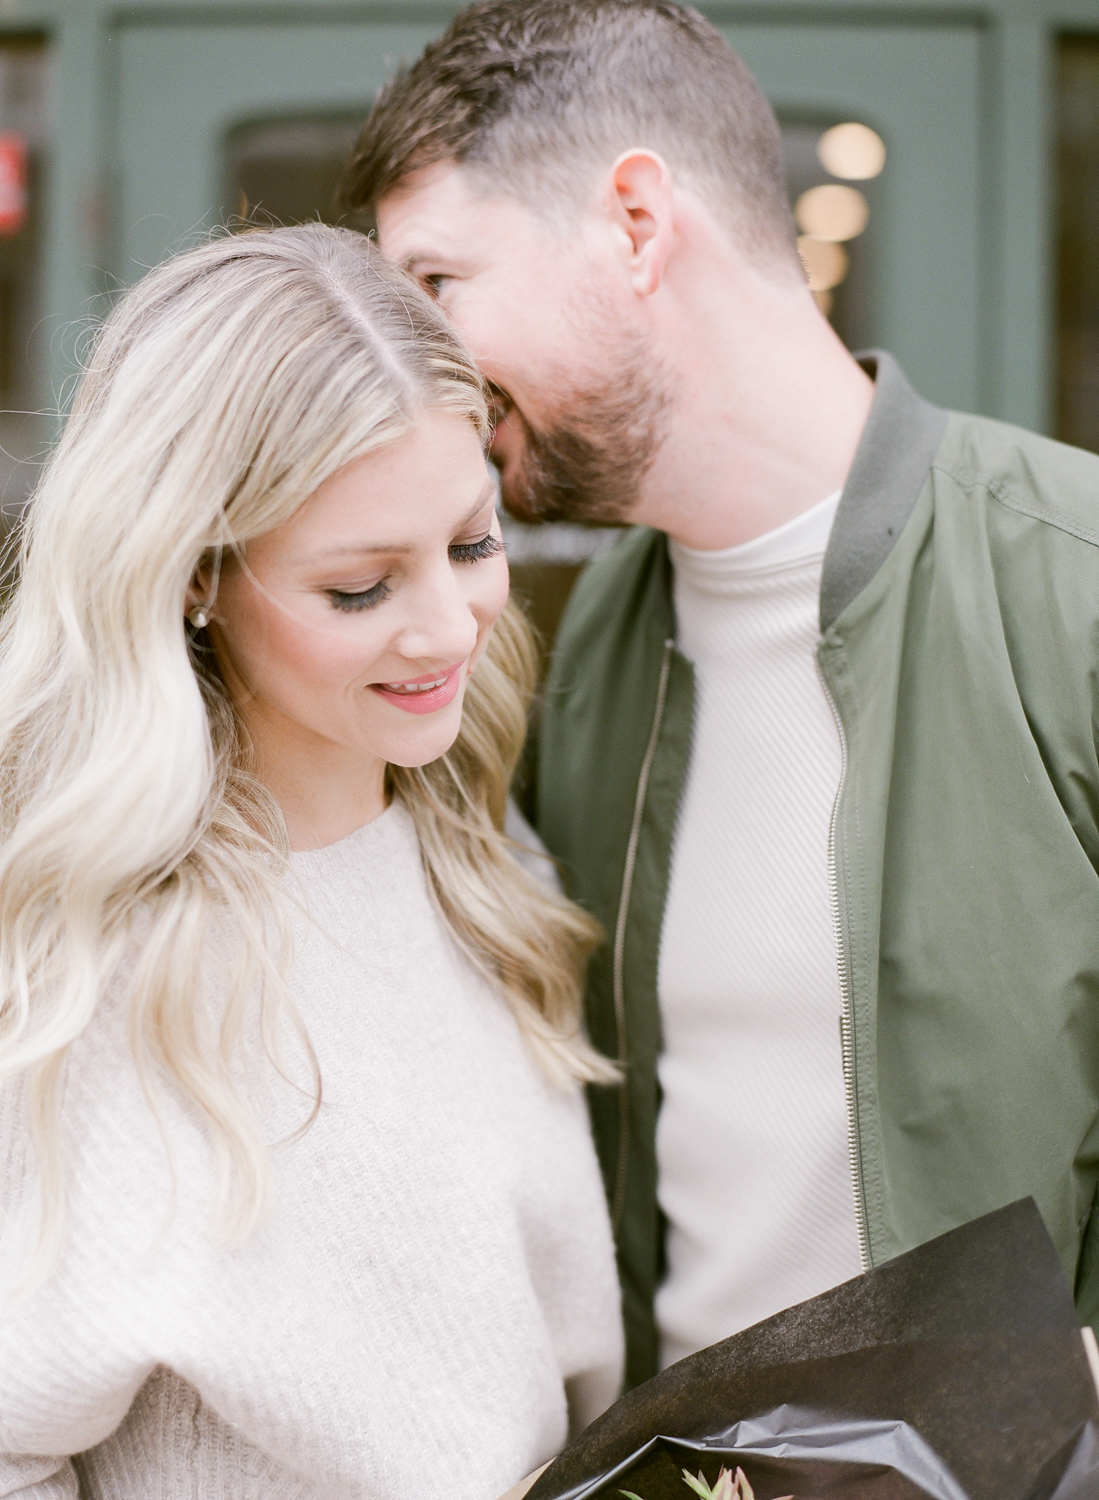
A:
528 351 1099 1390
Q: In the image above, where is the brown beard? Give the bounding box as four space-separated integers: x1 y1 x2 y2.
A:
495 339 673 526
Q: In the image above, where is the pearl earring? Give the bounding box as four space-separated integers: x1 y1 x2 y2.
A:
188 542 223 632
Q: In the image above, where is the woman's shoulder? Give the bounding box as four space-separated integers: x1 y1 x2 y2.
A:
0 944 227 1267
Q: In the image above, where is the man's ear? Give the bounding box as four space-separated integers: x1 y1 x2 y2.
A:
603 149 675 297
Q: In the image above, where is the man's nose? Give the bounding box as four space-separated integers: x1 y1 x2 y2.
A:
488 402 525 469
485 382 513 429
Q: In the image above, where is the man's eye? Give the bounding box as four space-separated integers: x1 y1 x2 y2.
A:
326 579 392 612
449 535 504 565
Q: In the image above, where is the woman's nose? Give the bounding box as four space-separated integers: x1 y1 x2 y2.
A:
394 565 480 665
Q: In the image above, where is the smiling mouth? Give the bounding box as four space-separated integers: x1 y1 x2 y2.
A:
370 662 465 715
380 674 450 695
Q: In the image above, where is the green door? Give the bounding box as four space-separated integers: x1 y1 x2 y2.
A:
110 13 985 412
110 19 432 274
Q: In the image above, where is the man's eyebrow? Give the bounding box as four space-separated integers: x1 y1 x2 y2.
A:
303 480 496 562
398 250 446 275
398 245 468 276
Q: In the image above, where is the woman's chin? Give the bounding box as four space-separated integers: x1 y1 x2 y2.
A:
378 707 466 770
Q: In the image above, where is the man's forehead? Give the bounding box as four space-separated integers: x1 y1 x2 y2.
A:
375 161 539 265
374 165 476 256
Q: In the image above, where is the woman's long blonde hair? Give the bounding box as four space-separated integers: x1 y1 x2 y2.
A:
0 224 609 1268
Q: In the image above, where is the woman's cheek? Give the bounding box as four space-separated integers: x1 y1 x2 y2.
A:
265 601 380 684
484 554 512 627
470 556 511 662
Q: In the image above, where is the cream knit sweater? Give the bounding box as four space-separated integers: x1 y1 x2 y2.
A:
0 804 623 1500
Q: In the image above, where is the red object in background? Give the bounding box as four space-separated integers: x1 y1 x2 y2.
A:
0 134 28 237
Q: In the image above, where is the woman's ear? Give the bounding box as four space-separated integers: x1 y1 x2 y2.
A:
603 149 675 298
186 546 224 629
185 569 209 618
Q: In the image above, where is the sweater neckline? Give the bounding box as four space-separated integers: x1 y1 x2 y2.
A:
669 489 842 585
288 799 411 874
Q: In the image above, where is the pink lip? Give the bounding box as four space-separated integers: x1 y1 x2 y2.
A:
369 662 465 715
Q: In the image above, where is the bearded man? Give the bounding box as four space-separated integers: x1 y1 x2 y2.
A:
343 0 1099 1392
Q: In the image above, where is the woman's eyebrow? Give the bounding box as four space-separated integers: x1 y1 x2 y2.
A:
303 480 496 562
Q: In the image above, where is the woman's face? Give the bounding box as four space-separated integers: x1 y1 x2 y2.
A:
210 409 509 802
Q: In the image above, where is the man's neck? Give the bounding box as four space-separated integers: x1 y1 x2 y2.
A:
635 271 875 552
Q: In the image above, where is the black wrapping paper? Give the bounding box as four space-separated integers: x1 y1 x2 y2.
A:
529 1201 1099 1500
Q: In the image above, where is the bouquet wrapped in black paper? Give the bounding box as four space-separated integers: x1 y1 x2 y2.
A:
528 1201 1099 1500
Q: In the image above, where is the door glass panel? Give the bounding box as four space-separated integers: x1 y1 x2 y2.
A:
226 115 364 230
0 36 51 517
1057 35 1099 452
783 117 882 353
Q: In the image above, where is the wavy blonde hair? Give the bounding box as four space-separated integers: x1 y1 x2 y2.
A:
0 224 609 1271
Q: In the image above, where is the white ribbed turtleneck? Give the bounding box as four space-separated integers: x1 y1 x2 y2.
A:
655 490 864 1369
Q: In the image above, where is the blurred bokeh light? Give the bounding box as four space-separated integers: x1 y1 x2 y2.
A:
795 184 871 242
817 122 887 181
797 236 849 292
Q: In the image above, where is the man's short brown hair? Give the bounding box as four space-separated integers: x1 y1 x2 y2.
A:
341 0 799 272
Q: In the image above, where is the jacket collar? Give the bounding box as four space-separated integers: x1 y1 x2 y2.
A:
819 351 949 632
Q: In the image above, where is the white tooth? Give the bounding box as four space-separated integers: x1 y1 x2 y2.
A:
384 676 447 693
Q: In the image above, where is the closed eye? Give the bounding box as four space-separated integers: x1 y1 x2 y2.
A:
449 534 504 565
326 579 392 612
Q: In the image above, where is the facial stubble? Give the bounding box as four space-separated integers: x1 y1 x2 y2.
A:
496 324 673 527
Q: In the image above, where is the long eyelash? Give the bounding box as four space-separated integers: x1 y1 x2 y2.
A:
325 536 500 609
327 579 392 612
450 535 504 565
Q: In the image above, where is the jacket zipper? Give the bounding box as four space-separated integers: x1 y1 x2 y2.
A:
611 637 675 1234
817 652 871 1271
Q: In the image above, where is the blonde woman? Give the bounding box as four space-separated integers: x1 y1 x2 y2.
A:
0 225 623 1500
